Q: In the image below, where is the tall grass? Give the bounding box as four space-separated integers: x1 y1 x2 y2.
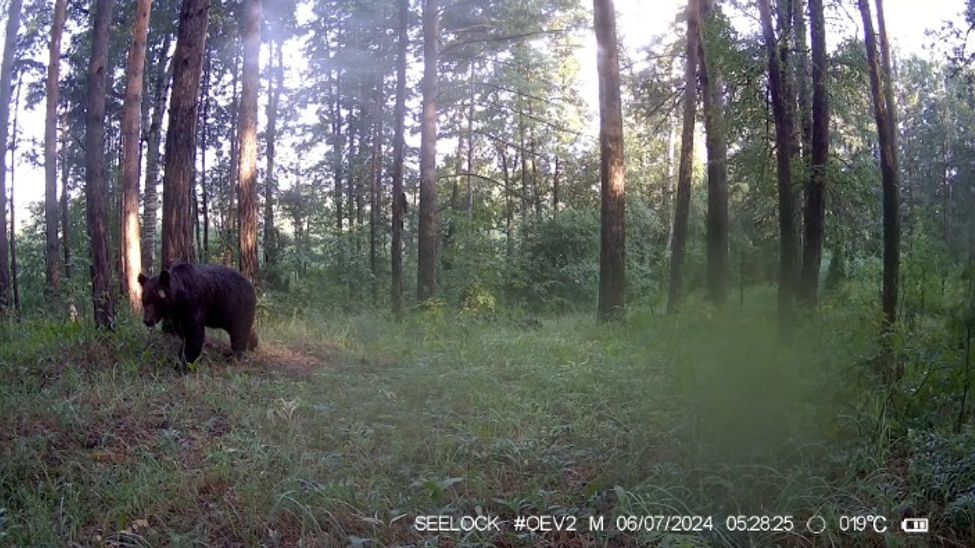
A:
0 290 971 545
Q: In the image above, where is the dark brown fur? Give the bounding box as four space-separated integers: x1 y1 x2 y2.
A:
138 263 258 371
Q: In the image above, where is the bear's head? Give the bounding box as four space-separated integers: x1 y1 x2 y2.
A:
137 270 172 327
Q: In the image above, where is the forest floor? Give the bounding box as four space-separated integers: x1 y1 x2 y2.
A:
0 294 964 546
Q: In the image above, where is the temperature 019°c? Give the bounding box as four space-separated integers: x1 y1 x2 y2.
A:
839 514 888 533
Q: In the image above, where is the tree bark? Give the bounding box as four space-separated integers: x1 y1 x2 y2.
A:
44 0 68 298
142 34 172 273
391 0 408 319
333 97 344 225
759 0 799 337
161 0 209 269
237 0 261 282
121 0 152 312
370 79 383 305
466 63 476 217
10 73 22 314
199 50 209 261
60 108 71 279
417 0 440 302
552 156 560 216
698 0 729 305
594 0 626 321
667 0 699 314
347 108 358 238
264 38 282 268
793 0 812 160
858 0 900 329
85 0 117 328
798 0 829 307
225 64 240 263
501 145 514 260
0 0 23 311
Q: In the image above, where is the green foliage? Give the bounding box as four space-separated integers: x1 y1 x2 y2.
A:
509 209 600 312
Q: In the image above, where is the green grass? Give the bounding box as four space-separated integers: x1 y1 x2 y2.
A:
0 292 969 546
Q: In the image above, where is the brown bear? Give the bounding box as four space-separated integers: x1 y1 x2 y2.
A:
138 262 258 371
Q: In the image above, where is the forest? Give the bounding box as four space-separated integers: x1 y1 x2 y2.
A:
1 0 975 545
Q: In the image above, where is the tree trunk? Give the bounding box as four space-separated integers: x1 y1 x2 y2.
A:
759 0 799 338
10 73 22 314
85 0 117 328
417 0 440 302
121 0 152 312
0 0 23 311
348 108 358 236
370 79 383 305
793 0 812 160
162 0 209 269
858 0 900 329
552 156 560 217
501 145 514 260
665 114 676 251
594 0 626 321
200 50 210 261
142 34 172 273
60 108 71 280
225 64 240 263
518 111 528 228
466 62 475 217
237 0 261 282
264 38 282 268
333 109 343 234
698 0 729 305
798 0 829 307
667 0 699 314
391 0 408 319
44 0 68 298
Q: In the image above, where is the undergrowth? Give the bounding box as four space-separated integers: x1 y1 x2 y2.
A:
0 289 971 546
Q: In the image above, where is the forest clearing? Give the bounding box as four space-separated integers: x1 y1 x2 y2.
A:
0 0 974 545
2 293 942 546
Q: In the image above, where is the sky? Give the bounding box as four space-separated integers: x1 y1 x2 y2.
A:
4 0 968 231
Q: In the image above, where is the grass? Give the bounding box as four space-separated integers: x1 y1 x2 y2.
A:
0 290 968 546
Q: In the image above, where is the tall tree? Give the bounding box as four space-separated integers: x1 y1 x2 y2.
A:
199 52 210 261
759 0 799 337
859 0 900 328
121 0 153 311
594 0 626 321
417 0 439 302
161 0 210 268
85 0 117 328
798 0 829 307
264 39 283 268
0 0 23 311
667 0 699 314
793 0 812 158
391 0 408 320
237 0 262 282
10 74 22 314
699 0 729 305
59 109 71 280
142 34 173 272
370 79 383 305
44 0 68 298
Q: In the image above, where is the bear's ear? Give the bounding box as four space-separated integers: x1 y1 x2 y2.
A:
159 270 170 289
137 273 147 286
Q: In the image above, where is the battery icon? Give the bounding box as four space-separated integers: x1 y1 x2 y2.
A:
901 518 929 533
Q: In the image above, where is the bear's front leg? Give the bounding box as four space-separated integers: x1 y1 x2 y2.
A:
182 319 206 367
